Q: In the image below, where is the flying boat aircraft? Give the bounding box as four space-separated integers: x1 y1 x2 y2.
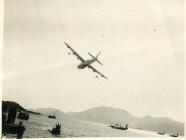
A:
64 42 108 79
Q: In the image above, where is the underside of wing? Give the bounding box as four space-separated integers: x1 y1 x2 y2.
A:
88 65 108 79
64 42 85 62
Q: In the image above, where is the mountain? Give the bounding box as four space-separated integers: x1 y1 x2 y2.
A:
67 106 138 127
2 100 42 115
2 100 26 111
67 106 184 136
35 108 66 118
137 115 184 136
9 102 183 136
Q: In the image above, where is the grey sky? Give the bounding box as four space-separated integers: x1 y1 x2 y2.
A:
3 0 184 122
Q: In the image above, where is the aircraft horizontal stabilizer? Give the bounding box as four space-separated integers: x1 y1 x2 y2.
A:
88 52 103 65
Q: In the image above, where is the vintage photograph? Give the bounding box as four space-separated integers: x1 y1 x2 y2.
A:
2 0 184 139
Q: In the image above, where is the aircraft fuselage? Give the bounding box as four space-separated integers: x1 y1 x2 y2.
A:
77 59 96 69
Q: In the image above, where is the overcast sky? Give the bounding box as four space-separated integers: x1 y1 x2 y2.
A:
3 0 184 122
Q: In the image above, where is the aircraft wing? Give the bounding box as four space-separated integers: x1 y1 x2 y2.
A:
88 65 108 79
64 42 85 62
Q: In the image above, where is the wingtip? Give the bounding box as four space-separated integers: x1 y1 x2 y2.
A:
64 42 70 48
102 75 108 79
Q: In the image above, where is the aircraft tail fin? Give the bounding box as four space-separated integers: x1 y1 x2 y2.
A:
88 51 103 65
96 51 101 58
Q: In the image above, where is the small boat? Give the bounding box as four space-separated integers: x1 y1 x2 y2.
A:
48 115 56 119
158 131 165 135
170 133 179 137
2 122 26 138
18 112 29 120
110 124 128 130
48 123 61 135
